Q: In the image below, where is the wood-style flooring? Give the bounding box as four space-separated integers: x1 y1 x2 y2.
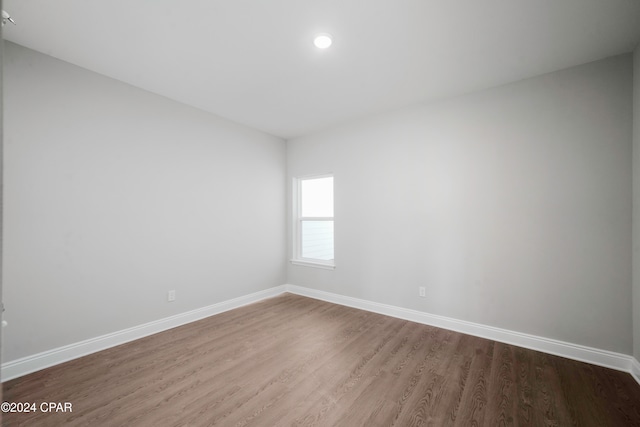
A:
4 293 640 426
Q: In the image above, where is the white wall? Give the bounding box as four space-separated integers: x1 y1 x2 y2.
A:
288 54 633 354
2 42 286 362
633 43 640 361
2 39 635 367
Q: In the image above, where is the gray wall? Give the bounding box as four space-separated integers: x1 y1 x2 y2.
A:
2 42 286 362
1 4 5 383
3 41 636 364
288 55 633 354
634 43 640 360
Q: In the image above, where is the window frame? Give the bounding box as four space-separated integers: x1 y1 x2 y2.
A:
291 173 335 270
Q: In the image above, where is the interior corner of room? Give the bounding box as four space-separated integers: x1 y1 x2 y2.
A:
3 40 640 381
1 2 640 423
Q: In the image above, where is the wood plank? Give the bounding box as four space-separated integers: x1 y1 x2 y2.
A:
4 294 640 426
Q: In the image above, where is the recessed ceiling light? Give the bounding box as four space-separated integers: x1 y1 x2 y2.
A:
313 33 332 49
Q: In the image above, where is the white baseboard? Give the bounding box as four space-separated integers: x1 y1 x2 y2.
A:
284 285 637 377
4 283 640 387
1 286 287 382
631 358 640 385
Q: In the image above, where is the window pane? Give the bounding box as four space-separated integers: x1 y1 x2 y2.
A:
301 177 333 217
301 221 334 261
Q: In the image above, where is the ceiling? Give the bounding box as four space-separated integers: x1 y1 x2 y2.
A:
3 0 640 139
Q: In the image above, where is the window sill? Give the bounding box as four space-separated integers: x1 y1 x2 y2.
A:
290 259 336 270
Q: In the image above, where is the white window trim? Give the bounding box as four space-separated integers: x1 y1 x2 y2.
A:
291 173 335 270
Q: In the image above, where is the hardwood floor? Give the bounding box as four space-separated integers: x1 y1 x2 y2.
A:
4 293 640 426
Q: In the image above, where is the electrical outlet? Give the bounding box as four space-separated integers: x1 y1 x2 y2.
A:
168 290 176 302
419 287 426 297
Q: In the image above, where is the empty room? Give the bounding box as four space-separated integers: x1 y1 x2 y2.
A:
2 0 640 426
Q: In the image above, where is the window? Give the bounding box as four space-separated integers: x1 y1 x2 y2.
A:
292 175 334 269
